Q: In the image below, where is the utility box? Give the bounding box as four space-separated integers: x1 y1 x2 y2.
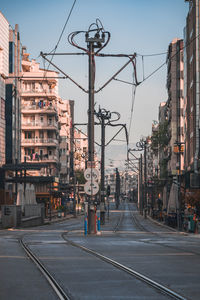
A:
1 205 22 229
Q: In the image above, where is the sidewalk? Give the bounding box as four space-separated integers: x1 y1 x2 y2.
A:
44 211 84 225
147 214 200 236
0 208 83 229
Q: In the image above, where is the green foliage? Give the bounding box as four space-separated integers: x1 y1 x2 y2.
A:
75 169 86 184
151 121 169 153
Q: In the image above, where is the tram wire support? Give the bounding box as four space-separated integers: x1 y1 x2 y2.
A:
40 19 138 234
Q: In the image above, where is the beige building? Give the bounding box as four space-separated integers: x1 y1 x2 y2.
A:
74 128 88 171
20 50 72 205
58 98 74 184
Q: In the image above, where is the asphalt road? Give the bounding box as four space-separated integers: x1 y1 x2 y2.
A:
0 202 199 300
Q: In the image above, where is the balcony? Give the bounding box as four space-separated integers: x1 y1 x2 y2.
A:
21 138 58 146
24 154 59 163
22 121 58 130
21 105 57 115
21 89 56 98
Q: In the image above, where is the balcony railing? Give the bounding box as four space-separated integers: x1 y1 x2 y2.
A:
21 89 56 96
25 154 58 163
22 121 58 128
21 104 57 114
21 138 58 145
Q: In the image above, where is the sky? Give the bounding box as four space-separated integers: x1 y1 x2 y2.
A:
1 0 189 169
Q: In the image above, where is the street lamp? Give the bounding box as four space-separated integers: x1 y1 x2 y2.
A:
174 140 185 231
129 138 148 217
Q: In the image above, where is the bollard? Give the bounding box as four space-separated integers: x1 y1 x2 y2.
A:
97 215 101 232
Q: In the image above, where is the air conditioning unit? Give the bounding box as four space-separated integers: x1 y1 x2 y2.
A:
190 173 200 188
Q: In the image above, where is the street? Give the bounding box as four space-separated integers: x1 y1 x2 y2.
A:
0 202 199 300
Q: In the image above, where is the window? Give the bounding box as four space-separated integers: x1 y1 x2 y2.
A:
25 131 34 139
1 98 5 120
47 131 53 138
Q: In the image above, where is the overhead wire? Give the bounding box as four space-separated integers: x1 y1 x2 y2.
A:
140 30 200 84
42 0 77 80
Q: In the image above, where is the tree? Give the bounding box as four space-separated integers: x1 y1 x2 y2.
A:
75 169 86 184
151 121 169 154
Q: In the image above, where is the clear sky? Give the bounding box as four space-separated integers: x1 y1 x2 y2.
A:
1 0 189 167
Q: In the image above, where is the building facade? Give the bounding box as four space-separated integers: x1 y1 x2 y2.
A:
6 24 21 164
20 51 60 204
185 0 200 186
0 12 9 167
166 38 184 213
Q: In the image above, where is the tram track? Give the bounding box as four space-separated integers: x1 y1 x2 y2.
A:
20 237 74 300
127 202 200 257
128 202 150 232
18 205 194 300
62 232 187 300
113 201 125 232
20 229 188 300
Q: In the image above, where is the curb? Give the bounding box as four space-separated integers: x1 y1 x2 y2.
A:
147 215 188 235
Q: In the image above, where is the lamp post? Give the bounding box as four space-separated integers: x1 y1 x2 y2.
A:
174 141 184 231
129 138 148 217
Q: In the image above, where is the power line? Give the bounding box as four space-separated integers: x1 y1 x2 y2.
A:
137 51 167 57
43 0 77 75
141 31 200 84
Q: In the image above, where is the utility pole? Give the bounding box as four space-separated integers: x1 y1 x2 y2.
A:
144 141 147 218
130 138 147 217
95 107 111 224
41 20 138 234
85 30 105 234
115 168 120 209
139 154 143 214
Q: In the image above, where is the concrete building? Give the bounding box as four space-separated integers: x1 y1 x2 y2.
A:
5 24 21 165
20 50 60 204
166 38 184 213
0 12 9 167
74 128 88 171
184 0 200 187
58 98 74 184
0 12 9 202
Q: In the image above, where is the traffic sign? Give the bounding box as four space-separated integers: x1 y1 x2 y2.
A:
84 181 99 195
84 168 99 181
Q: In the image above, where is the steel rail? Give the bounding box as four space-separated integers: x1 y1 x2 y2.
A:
128 202 150 232
20 238 73 300
113 203 125 232
62 234 187 300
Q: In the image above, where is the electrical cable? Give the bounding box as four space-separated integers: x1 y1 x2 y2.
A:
128 84 137 137
43 0 77 79
141 31 200 84
137 51 167 57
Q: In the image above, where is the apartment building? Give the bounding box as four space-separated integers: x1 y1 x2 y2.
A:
20 51 60 203
166 38 184 213
74 128 88 171
58 98 74 184
184 0 200 187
